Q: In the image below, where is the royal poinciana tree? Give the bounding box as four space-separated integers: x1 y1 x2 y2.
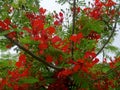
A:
0 0 120 90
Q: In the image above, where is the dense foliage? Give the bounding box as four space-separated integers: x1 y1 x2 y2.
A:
0 0 120 90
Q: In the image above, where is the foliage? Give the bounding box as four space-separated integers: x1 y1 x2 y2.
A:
0 0 120 90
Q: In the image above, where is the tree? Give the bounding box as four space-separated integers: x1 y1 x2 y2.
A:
0 0 120 90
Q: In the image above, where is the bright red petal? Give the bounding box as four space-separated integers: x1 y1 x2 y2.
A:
77 33 83 40
47 26 55 35
39 43 48 50
70 34 77 42
46 55 53 63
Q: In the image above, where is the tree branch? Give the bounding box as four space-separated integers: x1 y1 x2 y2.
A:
95 5 120 58
0 29 61 70
92 5 120 83
71 0 76 60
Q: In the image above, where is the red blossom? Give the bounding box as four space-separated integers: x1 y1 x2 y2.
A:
77 59 84 64
58 69 72 77
59 12 63 17
84 51 96 59
95 0 103 7
4 18 11 25
70 33 83 42
19 54 26 62
7 31 17 39
38 43 48 50
53 12 64 26
81 66 88 73
16 54 26 68
54 20 60 25
25 12 35 20
73 64 80 72
77 33 83 40
0 20 10 30
71 7 81 13
61 44 70 52
70 34 77 42
6 43 12 48
16 61 23 68
31 19 44 30
20 68 29 77
39 7 46 14
51 36 61 43
92 58 99 65
105 0 116 7
46 26 55 35
46 55 53 63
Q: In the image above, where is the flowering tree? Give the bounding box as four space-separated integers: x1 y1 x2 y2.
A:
0 0 120 90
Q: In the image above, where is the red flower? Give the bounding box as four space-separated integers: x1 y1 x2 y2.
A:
84 51 96 59
46 55 53 63
31 19 44 30
4 18 11 25
25 12 35 19
58 69 72 77
77 32 83 40
70 34 77 42
46 26 55 35
51 36 61 43
16 61 23 68
0 20 10 30
62 44 70 52
59 12 63 17
77 59 84 64
73 64 80 72
95 0 103 7
7 31 17 39
70 33 83 42
54 20 59 25
92 58 99 65
6 44 12 48
105 0 116 7
39 7 46 14
19 54 26 62
38 43 48 50
20 68 29 77
16 54 26 68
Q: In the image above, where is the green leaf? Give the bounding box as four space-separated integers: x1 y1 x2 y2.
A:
115 62 120 67
19 77 39 84
102 66 110 73
105 45 119 53
19 36 31 44
0 31 10 36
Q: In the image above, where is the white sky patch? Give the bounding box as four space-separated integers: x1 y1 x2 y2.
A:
40 0 69 13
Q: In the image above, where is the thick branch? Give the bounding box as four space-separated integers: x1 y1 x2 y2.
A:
0 29 61 70
71 0 76 60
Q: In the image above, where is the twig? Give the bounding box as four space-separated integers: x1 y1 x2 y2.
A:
92 5 120 82
95 5 120 58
